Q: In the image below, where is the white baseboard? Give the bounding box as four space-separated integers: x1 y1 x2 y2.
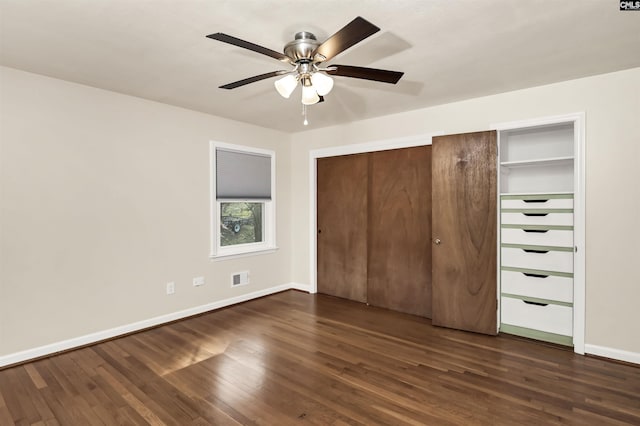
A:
585 344 640 365
0 283 304 368
289 282 312 292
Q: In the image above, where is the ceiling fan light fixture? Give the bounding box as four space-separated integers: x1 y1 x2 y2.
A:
301 78 320 105
311 72 334 96
274 74 298 98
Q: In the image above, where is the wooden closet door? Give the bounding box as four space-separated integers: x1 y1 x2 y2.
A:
432 131 497 335
367 146 432 317
317 154 368 302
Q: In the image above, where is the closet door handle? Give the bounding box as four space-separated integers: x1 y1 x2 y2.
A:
433 238 442 245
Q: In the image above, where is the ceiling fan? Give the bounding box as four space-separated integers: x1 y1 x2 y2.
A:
206 16 404 124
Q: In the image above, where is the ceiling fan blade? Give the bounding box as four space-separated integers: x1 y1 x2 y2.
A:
219 71 287 89
206 33 291 63
313 17 380 62
326 65 404 84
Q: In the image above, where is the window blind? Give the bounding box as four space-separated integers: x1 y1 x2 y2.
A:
216 149 272 200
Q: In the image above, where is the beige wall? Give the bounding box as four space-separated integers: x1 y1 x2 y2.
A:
0 66 292 356
290 67 640 354
2 65 639 360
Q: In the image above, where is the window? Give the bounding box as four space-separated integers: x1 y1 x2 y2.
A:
210 142 276 258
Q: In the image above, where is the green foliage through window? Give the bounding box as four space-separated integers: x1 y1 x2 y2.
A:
220 202 263 247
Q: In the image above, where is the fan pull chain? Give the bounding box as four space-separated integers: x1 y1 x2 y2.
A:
302 104 309 126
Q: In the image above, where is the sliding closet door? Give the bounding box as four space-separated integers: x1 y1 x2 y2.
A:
317 154 368 302
367 146 432 317
432 131 497 335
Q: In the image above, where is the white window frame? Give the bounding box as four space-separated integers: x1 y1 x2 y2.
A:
210 141 277 259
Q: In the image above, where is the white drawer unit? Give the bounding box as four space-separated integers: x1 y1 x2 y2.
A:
501 296 573 337
501 197 573 210
499 121 581 350
501 269 573 303
501 211 573 226
500 194 575 346
501 226 573 247
501 246 573 273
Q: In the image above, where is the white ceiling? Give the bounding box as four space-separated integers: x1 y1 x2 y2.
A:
1 0 639 133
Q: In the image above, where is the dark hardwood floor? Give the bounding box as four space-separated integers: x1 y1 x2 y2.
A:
1 290 639 425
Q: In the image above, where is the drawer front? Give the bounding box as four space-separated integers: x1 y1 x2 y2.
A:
501 212 573 226
501 247 573 273
501 198 573 209
501 270 573 303
501 227 573 247
501 296 573 336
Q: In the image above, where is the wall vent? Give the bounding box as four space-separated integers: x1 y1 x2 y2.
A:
231 271 249 287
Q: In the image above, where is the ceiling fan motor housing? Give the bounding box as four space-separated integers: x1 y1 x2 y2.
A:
284 32 320 63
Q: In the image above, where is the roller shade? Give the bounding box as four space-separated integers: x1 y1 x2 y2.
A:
216 149 272 200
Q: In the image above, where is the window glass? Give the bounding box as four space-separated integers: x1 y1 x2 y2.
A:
220 202 264 246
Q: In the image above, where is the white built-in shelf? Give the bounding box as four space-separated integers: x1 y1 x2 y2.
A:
500 156 574 168
500 191 574 196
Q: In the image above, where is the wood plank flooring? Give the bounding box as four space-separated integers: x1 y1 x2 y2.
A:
1 290 639 425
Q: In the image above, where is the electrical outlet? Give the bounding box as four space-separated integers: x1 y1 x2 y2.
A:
166 282 175 295
193 276 205 287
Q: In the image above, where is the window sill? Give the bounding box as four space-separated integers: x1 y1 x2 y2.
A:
209 247 279 262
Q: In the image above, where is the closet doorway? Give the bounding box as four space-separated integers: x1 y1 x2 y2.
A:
317 145 432 317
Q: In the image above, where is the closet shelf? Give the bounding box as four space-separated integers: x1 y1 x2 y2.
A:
500 191 574 196
500 156 574 168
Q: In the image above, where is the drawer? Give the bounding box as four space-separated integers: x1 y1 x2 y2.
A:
501 198 573 210
501 212 573 226
501 296 573 336
501 227 573 247
501 270 573 303
501 247 573 273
